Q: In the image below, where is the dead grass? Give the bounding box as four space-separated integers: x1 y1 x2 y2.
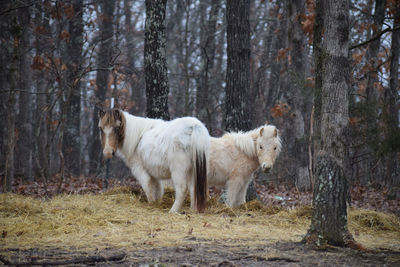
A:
1 187 399 252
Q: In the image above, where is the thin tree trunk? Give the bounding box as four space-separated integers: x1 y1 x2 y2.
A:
90 0 115 174
144 0 169 120
63 0 83 177
310 0 324 185
196 0 221 128
125 0 145 116
16 2 33 181
363 0 387 183
386 6 400 197
4 14 20 192
284 0 310 191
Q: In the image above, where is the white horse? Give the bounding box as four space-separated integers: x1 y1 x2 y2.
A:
98 109 210 213
208 124 281 207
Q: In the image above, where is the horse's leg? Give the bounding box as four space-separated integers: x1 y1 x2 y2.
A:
169 167 189 214
131 165 157 203
187 171 195 210
234 175 253 206
154 179 164 201
226 175 249 207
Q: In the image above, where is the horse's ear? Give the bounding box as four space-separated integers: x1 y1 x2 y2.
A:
98 109 105 118
259 127 264 137
114 109 122 126
273 128 278 137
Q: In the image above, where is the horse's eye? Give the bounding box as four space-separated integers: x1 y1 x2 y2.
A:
274 146 277 150
259 145 263 150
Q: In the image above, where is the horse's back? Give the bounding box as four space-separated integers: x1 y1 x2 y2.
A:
138 116 209 169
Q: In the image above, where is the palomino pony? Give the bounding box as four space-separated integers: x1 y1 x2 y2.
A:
208 124 281 207
98 109 210 213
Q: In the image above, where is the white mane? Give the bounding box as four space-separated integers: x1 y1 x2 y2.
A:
118 111 164 160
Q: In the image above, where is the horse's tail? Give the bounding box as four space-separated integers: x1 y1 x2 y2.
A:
191 124 210 213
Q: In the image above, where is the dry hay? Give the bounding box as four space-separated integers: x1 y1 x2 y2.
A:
1 187 399 252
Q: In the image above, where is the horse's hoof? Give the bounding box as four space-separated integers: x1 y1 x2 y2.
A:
169 209 182 214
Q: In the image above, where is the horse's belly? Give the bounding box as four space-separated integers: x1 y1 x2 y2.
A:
146 165 171 180
208 163 230 187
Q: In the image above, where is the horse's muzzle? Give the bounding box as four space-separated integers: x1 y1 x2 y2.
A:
103 149 115 159
261 164 271 173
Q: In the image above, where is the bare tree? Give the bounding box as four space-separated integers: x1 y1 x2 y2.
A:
304 0 355 247
283 0 311 191
16 1 33 181
196 0 221 131
144 0 169 120
63 0 84 176
90 0 116 174
3 11 20 192
386 5 400 198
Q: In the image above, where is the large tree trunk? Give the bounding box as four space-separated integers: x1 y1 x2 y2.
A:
89 0 115 174
304 0 355 247
224 0 258 202
16 2 33 181
63 0 83 177
144 0 169 120
225 0 252 132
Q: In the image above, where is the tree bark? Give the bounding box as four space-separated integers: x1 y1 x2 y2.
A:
63 0 83 176
225 0 252 132
90 0 115 174
144 0 169 120
304 0 355 247
311 0 324 186
224 0 258 202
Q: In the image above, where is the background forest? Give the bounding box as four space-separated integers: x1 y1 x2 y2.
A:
0 0 399 197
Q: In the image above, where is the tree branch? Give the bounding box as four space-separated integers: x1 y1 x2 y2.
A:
350 26 400 50
0 253 126 266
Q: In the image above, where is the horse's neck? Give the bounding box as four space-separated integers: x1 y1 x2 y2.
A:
119 112 161 158
231 131 258 159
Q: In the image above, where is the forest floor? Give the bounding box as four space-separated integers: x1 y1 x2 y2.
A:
0 176 399 266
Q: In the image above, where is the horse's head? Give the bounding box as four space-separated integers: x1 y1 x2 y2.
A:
255 125 281 173
98 109 125 159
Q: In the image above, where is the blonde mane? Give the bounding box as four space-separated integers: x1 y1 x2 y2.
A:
221 125 281 157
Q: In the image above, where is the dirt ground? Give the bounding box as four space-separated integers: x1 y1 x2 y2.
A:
1 239 399 266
